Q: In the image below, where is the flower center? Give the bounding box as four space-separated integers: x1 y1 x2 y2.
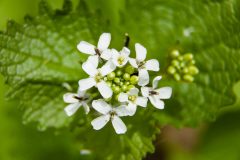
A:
95 73 103 83
73 96 88 101
128 95 136 102
117 56 125 65
138 61 146 69
149 90 158 95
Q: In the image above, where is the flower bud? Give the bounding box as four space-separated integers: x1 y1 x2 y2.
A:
167 66 176 74
188 66 199 75
123 73 130 80
107 72 115 80
183 74 194 82
170 50 180 58
130 75 138 85
114 78 120 84
113 86 121 93
173 73 181 81
183 53 193 61
116 70 123 76
125 65 135 74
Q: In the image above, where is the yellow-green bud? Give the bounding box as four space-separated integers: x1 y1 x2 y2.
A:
190 60 196 65
107 72 115 80
173 73 181 81
127 85 135 90
188 66 199 75
170 50 180 58
183 53 193 61
167 66 176 74
130 75 138 85
106 81 112 87
183 68 189 74
116 70 123 76
119 82 124 86
123 73 130 80
114 78 120 84
125 65 135 74
122 85 128 92
171 60 179 67
113 86 121 93
183 74 194 82
178 56 183 61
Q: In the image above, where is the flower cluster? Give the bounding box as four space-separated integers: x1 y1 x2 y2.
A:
63 33 172 134
167 50 199 82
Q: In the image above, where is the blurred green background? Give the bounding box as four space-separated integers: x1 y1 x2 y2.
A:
0 0 240 160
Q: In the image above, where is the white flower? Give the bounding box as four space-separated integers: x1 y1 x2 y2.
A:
129 43 160 86
78 59 116 98
141 76 172 109
91 100 130 134
77 33 112 61
111 47 130 67
118 88 148 116
63 89 90 116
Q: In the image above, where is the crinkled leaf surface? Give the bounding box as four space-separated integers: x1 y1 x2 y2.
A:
0 0 240 159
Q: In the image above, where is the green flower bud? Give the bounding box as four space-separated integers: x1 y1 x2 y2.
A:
123 73 130 80
190 60 196 65
167 66 176 74
188 66 199 75
113 86 121 93
116 70 123 76
183 68 189 74
171 60 179 67
127 85 135 90
125 65 135 74
170 50 180 58
178 56 183 61
130 75 138 85
119 82 124 86
103 77 108 81
125 81 130 85
180 62 185 68
183 74 194 82
183 53 193 61
122 85 128 92
107 72 115 80
114 78 120 84
173 73 181 81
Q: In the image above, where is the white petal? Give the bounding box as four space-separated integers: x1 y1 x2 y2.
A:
128 88 139 96
99 61 116 76
138 69 149 86
101 49 112 60
126 102 137 116
114 105 131 117
86 55 99 69
82 61 98 76
155 87 172 99
135 43 146 61
78 78 96 91
97 33 111 51
111 116 127 134
96 81 113 98
63 93 79 103
129 58 138 68
77 41 95 55
77 89 86 97
152 76 162 89
149 96 164 109
118 93 128 102
135 97 148 107
141 87 150 97
64 103 81 116
91 115 110 130
92 99 112 114
121 47 130 57
82 102 90 114
145 59 159 71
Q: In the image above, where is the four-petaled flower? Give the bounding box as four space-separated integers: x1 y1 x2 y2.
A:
129 43 160 86
63 89 90 116
118 88 148 116
77 33 112 61
111 47 130 67
141 76 172 109
91 100 130 134
78 58 116 98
